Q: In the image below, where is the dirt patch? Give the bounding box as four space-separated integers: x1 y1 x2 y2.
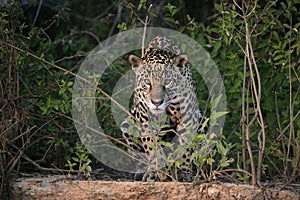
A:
8 175 299 200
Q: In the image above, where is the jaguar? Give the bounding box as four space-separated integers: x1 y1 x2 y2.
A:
121 36 207 181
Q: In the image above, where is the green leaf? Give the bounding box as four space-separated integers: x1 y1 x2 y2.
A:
280 2 287 9
137 0 146 10
126 2 135 9
219 157 230 167
211 41 221 57
195 133 206 142
67 81 73 87
206 158 215 165
224 70 237 77
211 95 221 110
211 111 228 120
72 157 79 162
214 3 222 12
59 87 66 95
159 140 173 148
216 142 227 156
178 26 185 33
86 165 92 172
46 97 51 108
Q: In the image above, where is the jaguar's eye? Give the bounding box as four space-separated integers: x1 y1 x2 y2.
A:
144 79 151 85
142 79 151 90
164 79 173 87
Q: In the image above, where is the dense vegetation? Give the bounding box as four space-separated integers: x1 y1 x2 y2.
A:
0 0 299 197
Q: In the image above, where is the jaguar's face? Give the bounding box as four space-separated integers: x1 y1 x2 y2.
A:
137 67 174 114
129 54 187 114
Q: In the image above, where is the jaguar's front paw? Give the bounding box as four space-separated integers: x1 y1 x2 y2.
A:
142 171 157 182
178 169 193 182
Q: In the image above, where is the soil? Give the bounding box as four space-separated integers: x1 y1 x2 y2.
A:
8 173 300 200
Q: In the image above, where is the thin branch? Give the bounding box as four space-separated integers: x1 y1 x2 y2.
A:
70 31 101 44
32 0 43 27
218 168 253 177
280 110 300 136
246 112 258 185
142 16 149 58
240 55 247 183
288 13 299 177
108 5 123 39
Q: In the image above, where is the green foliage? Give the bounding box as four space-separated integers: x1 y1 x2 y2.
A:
65 143 92 178
203 0 299 183
0 1 107 194
40 80 73 114
164 3 180 25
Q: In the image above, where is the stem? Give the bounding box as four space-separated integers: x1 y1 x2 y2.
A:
243 2 265 184
142 16 149 58
241 55 247 183
288 13 299 177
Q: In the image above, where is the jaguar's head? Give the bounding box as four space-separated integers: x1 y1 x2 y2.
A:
129 53 188 114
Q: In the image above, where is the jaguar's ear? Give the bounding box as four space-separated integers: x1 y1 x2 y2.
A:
173 54 188 68
129 54 143 70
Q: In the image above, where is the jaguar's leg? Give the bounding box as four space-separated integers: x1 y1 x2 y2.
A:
140 135 166 181
121 120 146 180
121 120 144 153
121 120 165 181
177 148 194 182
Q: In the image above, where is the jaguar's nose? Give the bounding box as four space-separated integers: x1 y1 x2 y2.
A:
151 99 164 106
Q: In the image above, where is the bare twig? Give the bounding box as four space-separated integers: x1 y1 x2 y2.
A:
70 31 101 44
108 5 123 38
54 52 88 64
32 0 43 27
218 168 253 178
240 54 248 183
245 112 258 185
142 16 149 58
280 111 300 137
